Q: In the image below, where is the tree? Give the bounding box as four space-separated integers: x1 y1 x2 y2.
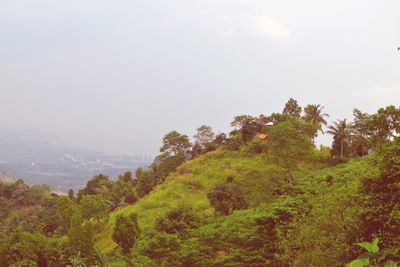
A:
265 116 316 173
0 227 39 266
124 191 137 204
68 211 95 265
110 176 135 209
160 131 192 159
283 98 302 118
122 171 133 184
194 125 215 149
350 109 373 156
302 104 329 138
136 170 157 198
189 210 279 266
152 152 186 179
327 119 350 158
370 105 400 145
138 231 181 265
230 115 257 130
80 194 109 227
0 197 10 220
150 131 193 181
360 138 400 248
256 115 270 132
230 115 258 143
214 133 228 147
77 174 112 202
155 204 203 237
207 184 248 216
68 189 75 202
39 202 64 235
56 196 76 233
112 213 140 255
241 120 258 143
191 143 203 159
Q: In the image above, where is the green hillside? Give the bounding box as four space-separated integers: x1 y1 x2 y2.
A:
97 150 380 266
3 102 400 266
96 148 336 252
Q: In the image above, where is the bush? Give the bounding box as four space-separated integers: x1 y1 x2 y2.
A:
155 204 204 238
207 184 248 216
112 213 140 255
245 139 268 154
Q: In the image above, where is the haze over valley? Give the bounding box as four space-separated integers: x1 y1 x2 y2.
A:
0 129 152 192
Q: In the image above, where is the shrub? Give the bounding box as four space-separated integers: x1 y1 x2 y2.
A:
207 184 248 216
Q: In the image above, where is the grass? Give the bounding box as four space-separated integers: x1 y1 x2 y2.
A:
95 149 333 252
105 261 126 267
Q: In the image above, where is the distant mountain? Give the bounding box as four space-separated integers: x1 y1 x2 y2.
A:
0 129 153 192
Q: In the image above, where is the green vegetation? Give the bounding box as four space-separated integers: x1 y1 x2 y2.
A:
2 99 400 266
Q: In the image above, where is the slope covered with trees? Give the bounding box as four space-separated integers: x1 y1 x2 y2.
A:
2 99 400 266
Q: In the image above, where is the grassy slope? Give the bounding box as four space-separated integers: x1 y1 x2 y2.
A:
96 149 332 252
300 156 377 186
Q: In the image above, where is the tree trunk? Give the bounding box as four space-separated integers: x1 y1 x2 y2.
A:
340 138 343 158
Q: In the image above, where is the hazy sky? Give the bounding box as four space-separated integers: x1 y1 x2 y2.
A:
1 0 399 155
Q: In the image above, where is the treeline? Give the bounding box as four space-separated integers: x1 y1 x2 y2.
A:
0 178 106 266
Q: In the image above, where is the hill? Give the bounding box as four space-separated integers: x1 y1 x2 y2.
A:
95 147 380 266
3 102 400 266
96 148 333 251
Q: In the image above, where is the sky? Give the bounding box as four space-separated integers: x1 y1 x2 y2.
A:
0 0 399 156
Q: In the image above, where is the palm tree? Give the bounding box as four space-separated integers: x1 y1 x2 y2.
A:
303 104 330 139
327 119 349 158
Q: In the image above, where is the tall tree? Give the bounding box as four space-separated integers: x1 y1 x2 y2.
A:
283 98 302 118
193 125 215 148
80 194 110 226
350 109 373 156
68 189 75 202
360 138 400 248
68 211 95 264
327 119 350 158
266 116 316 174
136 170 157 198
112 213 140 255
370 105 400 145
302 104 329 137
56 196 76 233
77 174 112 202
230 115 258 143
160 131 192 158
230 115 257 130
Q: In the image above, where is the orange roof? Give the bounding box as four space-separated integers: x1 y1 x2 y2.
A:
258 134 268 140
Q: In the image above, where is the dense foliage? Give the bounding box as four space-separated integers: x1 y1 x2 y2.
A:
3 99 400 266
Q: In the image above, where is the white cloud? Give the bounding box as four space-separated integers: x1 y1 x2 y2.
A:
360 83 400 98
244 15 291 41
218 14 292 42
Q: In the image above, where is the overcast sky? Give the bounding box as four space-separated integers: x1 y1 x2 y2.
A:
1 0 399 155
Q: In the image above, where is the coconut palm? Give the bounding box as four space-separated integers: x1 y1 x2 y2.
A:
303 104 330 135
327 119 349 158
